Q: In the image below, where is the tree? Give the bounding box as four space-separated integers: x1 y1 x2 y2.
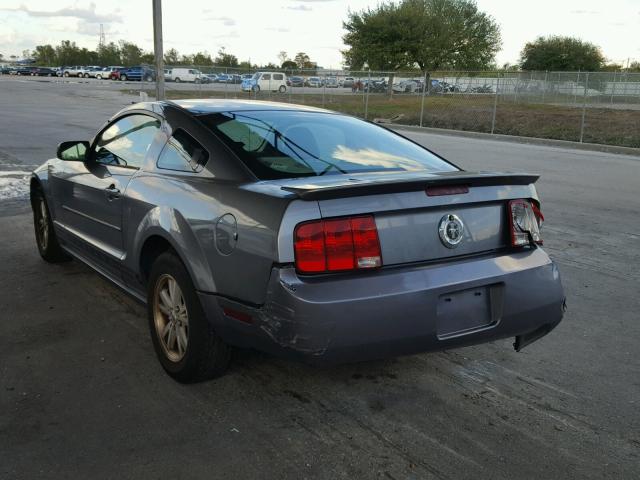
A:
282 60 297 71
192 51 213 66
277 51 288 66
215 47 238 67
342 4 411 72
520 36 605 71
119 41 143 65
294 52 310 69
164 48 180 65
33 44 56 65
97 42 120 66
55 40 81 66
344 0 500 73
627 61 640 73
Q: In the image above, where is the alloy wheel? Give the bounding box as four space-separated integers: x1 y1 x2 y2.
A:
37 198 49 251
153 274 189 363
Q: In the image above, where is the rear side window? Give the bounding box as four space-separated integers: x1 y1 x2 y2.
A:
200 110 458 180
157 129 208 172
273 74 283 80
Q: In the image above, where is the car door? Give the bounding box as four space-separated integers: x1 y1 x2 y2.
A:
51 113 162 279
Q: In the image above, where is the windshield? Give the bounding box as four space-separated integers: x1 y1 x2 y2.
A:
199 110 457 180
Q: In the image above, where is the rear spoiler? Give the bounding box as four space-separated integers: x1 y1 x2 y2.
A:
281 172 540 200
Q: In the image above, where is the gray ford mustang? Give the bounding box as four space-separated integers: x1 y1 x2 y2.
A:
30 99 565 382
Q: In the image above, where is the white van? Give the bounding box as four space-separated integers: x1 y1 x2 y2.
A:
166 68 204 83
241 72 287 93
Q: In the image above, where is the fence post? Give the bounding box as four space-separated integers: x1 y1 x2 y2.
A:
364 71 371 120
610 71 616 105
322 74 326 108
542 70 548 103
579 71 589 143
491 75 499 134
419 70 427 127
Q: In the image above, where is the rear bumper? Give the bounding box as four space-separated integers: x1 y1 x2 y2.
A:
199 247 565 365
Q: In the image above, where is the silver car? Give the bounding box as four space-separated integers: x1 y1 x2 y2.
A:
30 99 565 382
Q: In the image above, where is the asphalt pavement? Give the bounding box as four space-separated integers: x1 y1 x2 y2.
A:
1 75 639 479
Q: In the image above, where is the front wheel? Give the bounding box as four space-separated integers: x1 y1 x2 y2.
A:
32 190 70 263
147 252 231 382
252 85 260 93
174 77 181 83
278 85 286 93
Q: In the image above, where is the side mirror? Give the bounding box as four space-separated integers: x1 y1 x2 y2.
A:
57 141 89 161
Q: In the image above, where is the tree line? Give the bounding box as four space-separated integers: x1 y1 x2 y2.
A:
6 40 323 74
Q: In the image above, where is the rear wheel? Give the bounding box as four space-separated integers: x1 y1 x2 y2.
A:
120 74 127 81
96 74 102 80
32 190 69 263
147 252 231 382
278 85 286 93
144 75 152 82
174 77 181 83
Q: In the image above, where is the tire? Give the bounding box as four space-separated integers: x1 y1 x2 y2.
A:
84 73 89 78
96 74 102 80
195 78 201 84
278 85 286 93
32 189 70 263
253 85 260 93
120 74 127 81
174 77 181 83
145 75 152 82
147 252 231 382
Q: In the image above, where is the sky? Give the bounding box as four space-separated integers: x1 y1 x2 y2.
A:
0 0 639 67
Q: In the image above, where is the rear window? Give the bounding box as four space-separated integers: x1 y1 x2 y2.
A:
199 110 458 180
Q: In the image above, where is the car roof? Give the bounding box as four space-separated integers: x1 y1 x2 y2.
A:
169 99 332 114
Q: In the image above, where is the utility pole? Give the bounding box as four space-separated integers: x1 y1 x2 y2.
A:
152 0 165 100
99 24 105 49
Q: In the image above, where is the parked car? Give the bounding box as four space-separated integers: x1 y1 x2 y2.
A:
32 67 57 77
393 80 420 93
166 68 204 83
241 74 253 81
63 66 88 77
118 66 156 82
92 66 123 80
325 77 339 88
203 73 218 83
16 66 38 76
215 74 230 83
241 72 287 93
306 76 323 88
363 79 388 93
0 65 12 75
288 76 305 87
30 99 565 382
109 67 127 81
340 77 355 88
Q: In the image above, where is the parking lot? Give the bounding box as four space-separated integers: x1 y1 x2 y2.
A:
1 75 639 479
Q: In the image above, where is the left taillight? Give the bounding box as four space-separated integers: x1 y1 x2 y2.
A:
294 215 382 274
508 199 543 247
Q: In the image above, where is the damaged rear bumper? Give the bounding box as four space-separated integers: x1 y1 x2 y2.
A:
198 247 565 365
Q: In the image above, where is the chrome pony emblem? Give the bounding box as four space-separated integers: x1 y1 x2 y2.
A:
438 214 464 248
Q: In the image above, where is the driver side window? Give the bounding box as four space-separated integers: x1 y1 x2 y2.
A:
94 114 161 168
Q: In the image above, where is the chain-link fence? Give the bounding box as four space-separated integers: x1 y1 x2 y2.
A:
128 67 640 148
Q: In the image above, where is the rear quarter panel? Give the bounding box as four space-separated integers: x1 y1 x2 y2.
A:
123 173 290 305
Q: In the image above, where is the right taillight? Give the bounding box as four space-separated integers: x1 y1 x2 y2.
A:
294 215 382 274
508 199 543 247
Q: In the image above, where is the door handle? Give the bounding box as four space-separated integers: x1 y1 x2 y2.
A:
105 184 121 199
